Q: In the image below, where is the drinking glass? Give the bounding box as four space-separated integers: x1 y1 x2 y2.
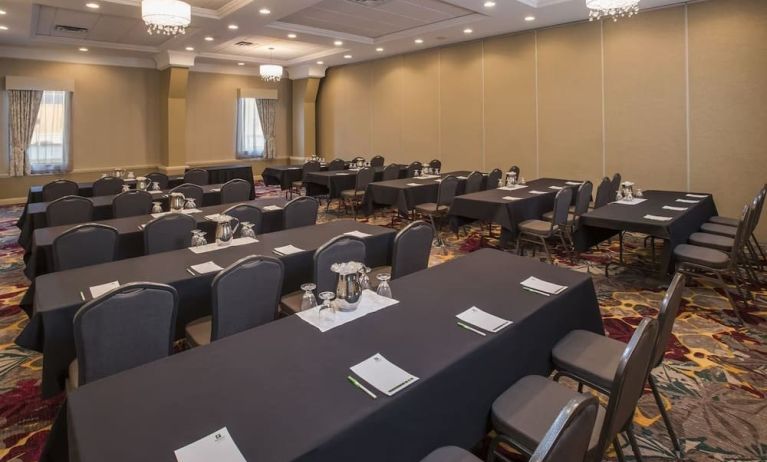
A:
151 181 161 191
191 230 207 247
318 291 336 325
184 198 197 209
635 188 644 198
300 283 318 311
359 266 372 290
240 221 256 239
519 176 526 185
376 273 392 298
121 184 130 192
152 201 163 214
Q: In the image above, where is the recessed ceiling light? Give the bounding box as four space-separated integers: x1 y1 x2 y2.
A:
524 15 535 21
484 1 496 7
414 38 424 44
204 36 214 41
316 61 324 65
376 47 383 52
228 24 238 30
463 28 473 34
185 46 194 51
344 54 352 59
259 8 270 15
334 40 343 46
0 25 9 31
237 62 245 66
0 9 6 15
85 2 99 9
79 47 88 52
287 33 297 39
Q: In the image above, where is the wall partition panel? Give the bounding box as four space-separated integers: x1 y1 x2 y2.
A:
371 57 406 164
400 50 441 164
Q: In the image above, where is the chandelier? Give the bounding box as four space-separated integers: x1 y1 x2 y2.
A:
260 48 283 82
141 0 191 35
586 0 639 21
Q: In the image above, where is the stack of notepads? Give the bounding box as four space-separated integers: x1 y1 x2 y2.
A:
520 276 567 297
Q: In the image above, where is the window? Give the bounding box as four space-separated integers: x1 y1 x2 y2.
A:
28 90 71 174
236 97 265 158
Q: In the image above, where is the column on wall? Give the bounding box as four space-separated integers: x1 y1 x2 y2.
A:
156 51 194 175
288 64 326 165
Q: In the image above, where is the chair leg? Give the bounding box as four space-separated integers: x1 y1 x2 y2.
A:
515 234 523 256
540 236 553 263
614 437 626 462
619 231 625 264
715 271 745 324
648 374 683 457
626 425 643 462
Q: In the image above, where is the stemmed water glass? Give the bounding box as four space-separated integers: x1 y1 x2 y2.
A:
191 230 207 247
184 198 197 210
318 291 336 326
300 283 318 311
240 221 256 239
359 266 371 290
376 273 392 298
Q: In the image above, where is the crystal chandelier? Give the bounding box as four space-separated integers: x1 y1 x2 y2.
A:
586 0 639 21
260 48 283 82
141 0 191 35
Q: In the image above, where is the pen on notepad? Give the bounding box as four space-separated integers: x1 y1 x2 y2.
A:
457 321 486 337
79 291 86 301
388 377 416 394
521 286 551 297
186 268 196 275
347 376 377 399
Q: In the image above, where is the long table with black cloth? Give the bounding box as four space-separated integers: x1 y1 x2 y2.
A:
18 220 395 397
193 164 254 188
304 165 409 199
261 165 306 190
575 190 718 273
362 171 478 216
66 249 603 462
18 183 230 251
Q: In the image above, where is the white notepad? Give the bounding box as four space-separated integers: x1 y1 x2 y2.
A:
498 185 527 191
263 205 283 211
456 306 512 333
89 281 120 299
149 190 164 195
190 261 223 274
174 427 246 462
335 173 351 176
204 214 224 221
644 214 673 221
613 198 647 205
529 190 547 195
273 244 304 256
676 199 699 204
686 193 708 198
350 353 418 397
152 209 202 218
520 276 567 295
344 230 372 238
189 237 258 254
406 183 421 187
211 188 221 192
457 176 468 180
663 205 688 211
549 185 564 190
502 196 522 201
565 181 583 186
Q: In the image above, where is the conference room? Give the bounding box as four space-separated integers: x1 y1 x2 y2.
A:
0 0 764 460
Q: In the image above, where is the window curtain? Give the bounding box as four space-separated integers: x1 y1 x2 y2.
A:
8 90 43 176
255 98 277 159
28 91 71 174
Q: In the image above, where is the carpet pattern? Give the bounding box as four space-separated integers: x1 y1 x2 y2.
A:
0 186 765 462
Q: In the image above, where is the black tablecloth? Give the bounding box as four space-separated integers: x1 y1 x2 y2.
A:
19 220 395 397
362 171 475 215
261 165 305 190
66 249 602 462
576 190 718 272
191 164 254 187
18 184 227 251
304 166 408 199
24 197 288 281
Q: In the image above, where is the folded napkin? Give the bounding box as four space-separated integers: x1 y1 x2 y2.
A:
644 214 673 221
297 290 399 333
662 205 688 211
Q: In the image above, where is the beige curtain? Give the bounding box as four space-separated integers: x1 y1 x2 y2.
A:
255 98 277 159
8 90 44 176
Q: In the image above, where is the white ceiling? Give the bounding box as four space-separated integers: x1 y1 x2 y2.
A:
0 0 688 74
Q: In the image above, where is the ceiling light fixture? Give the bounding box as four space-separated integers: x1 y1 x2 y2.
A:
414 38 423 44
85 3 99 9
259 8 270 15
0 9 6 15
260 47 283 82
0 25 8 30
524 15 535 21
334 40 343 46
79 47 88 52
228 24 238 30
287 33 297 39
204 36 214 41
237 62 245 66
316 61 324 65
484 1 496 7
376 47 383 52
463 28 473 34
344 54 352 59
586 0 640 21
141 0 191 36
185 46 194 51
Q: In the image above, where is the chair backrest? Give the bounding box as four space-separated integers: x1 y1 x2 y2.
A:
651 272 686 369
729 204 753 263
73 282 178 386
392 220 433 279
53 224 119 271
184 168 209 186
598 317 659 456
303 160 322 178
487 168 503 189
436 175 459 207
314 236 367 293
352 156 365 164
429 159 442 170
407 161 423 178
610 173 622 199
464 171 484 195
355 167 375 192
170 183 204 206
92 176 125 196
529 396 599 462
383 163 401 181
594 177 613 208
327 159 346 171
112 190 153 218
754 185 766 226
509 165 520 177
146 172 169 189
223 204 264 234
46 196 94 227
220 179 251 203
42 179 78 202
746 194 762 238
551 187 574 229
143 212 197 254
283 196 319 229
370 155 385 167
573 181 594 218
211 256 284 341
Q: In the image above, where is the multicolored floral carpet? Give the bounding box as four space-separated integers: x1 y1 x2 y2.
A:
0 185 765 462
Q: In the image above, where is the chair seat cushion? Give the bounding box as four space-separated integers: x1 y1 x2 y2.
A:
185 315 212 347
291 180 304 188
491 375 602 454
340 189 365 199
420 446 482 462
279 290 303 316
415 203 449 215
518 219 552 236
552 330 625 390
688 232 734 252
700 222 737 238
673 244 729 268
708 216 738 227
67 359 79 393
541 211 576 223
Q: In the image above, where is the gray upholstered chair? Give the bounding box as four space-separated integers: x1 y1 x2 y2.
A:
184 168 209 186
46 196 93 227
508 165 520 178
464 171 483 195
68 282 178 391
146 172 169 189
171 183 204 206
486 168 503 190
220 178 251 203
340 167 374 219
291 160 321 199
419 447 480 462
185 256 284 347
415 175 459 249
370 221 433 285
283 196 319 229
515 187 573 263
488 317 659 462
351 156 366 165
593 177 613 209
382 163 401 181
370 155 385 167
610 173 622 200
327 158 346 171
42 179 78 202
407 161 423 178
143 212 196 254
112 190 153 218
551 273 687 457
223 204 264 234
429 159 442 170
92 176 124 196
280 235 366 315
52 224 119 271
542 181 593 258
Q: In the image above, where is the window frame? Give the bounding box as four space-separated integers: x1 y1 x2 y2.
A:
235 96 266 160
25 90 73 175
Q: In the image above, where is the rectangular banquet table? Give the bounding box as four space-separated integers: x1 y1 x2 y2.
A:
304 165 408 199
575 190 717 273
362 171 476 216
20 220 395 397
66 249 603 462
18 183 228 251
261 165 306 190
191 164 255 187
24 197 288 280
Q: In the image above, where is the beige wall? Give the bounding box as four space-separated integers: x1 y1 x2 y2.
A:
318 0 767 237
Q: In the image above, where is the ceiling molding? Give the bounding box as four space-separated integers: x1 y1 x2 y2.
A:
373 13 485 44
101 0 220 19
286 63 326 79
155 50 196 68
29 35 161 54
267 22 375 45
215 0 254 18
0 45 157 69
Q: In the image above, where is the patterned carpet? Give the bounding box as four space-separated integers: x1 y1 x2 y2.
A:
0 185 765 462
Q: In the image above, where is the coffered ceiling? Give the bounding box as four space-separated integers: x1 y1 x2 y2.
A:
0 0 687 75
